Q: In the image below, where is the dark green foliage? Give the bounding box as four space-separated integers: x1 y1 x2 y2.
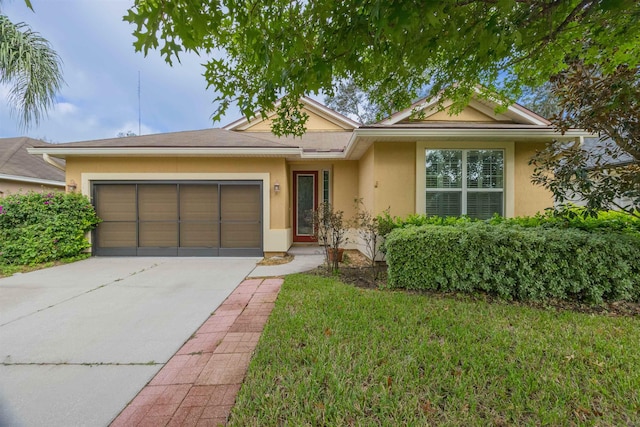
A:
0 192 100 265
378 207 640 236
385 222 640 304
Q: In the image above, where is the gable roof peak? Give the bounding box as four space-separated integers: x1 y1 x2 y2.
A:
378 89 551 126
223 96 361 131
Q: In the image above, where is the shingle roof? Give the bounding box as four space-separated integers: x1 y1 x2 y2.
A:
32 128 298 149
0 137 65 182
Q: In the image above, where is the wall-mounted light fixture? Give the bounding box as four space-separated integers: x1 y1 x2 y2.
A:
67 180 77 192
273 180 281 193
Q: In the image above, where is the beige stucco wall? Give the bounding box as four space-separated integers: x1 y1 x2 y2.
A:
421 106 495 122
0 180 63 197
373 141 416 217
245 109 346 132
514 142 554 216
358 146 375 213
332 161 359 219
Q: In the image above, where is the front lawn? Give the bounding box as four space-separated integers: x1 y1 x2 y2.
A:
229 274 640 426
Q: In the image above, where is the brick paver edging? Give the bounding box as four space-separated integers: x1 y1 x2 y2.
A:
110 277 284 427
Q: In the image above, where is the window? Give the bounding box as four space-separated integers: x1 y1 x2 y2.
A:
322 170 330 204
425 149 504 219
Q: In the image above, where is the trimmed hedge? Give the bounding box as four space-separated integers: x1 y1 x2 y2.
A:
385 223 640 304
0 192 100 265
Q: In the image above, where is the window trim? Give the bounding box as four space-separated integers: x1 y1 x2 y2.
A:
416 141 515 217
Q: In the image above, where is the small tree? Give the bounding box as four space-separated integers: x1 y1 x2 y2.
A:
312 202 347 273
353 199 386 282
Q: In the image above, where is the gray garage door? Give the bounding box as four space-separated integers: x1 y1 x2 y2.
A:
92 181 262 256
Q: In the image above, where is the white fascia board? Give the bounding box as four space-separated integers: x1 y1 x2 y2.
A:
27 147 303 158
0 173 65 187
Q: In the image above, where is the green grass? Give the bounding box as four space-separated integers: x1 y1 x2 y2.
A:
229 274 640 426
0 253 90 278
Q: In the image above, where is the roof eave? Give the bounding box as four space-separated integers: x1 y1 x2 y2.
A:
27 147 304 159
0 173 65 187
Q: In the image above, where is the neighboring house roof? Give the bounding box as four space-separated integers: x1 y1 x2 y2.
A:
0 137 65 186
582 137 637 168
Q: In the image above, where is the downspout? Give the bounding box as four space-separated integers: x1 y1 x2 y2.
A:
42 153 66 171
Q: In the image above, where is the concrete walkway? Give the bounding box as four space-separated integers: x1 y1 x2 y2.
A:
110 278 284 426
248 246 325 278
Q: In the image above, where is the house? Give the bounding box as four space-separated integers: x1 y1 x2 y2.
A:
0 137 65 197
27 96 590 257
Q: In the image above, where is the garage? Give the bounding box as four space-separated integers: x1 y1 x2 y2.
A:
92 181 262 256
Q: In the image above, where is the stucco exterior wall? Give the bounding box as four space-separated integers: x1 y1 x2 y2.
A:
373 141 416 217
332 161 359 219
358 146 375 213
0 180 64 197
421 106 495 122
514 142 554 216
245 109 346 132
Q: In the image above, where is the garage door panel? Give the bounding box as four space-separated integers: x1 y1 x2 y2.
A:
180 223 219 248
220 185 260 221
180 185 219 221
139 185 177 221
139 222 178 247
96 185 136 221
221 223 261 248
95 222 137 248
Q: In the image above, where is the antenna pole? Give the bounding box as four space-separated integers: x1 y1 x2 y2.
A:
138 71 141 135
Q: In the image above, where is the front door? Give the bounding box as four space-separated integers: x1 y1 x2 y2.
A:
293 171 318 242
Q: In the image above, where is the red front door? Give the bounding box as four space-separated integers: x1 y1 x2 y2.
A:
293 171 318 242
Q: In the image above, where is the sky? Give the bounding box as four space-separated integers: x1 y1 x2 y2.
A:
0 0 243 143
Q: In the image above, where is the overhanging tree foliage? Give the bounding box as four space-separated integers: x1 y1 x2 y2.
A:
0 1 63 128
531 61 640 216
125 0 639 136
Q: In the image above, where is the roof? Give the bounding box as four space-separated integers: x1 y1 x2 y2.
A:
583 137 637 168
0 137 65 185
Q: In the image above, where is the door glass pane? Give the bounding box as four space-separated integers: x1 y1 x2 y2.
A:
297 175 315 236
426 192 462 217
426 150 462 189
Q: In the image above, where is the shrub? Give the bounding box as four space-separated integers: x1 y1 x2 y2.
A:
378 207 640 236
385 222 640 304
0 192 100 265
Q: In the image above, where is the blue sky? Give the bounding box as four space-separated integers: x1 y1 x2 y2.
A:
0 0 243 143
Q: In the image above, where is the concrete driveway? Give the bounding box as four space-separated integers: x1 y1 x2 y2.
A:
0 257 259 427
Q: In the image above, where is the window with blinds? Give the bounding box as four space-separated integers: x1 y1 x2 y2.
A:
425 149 504 219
